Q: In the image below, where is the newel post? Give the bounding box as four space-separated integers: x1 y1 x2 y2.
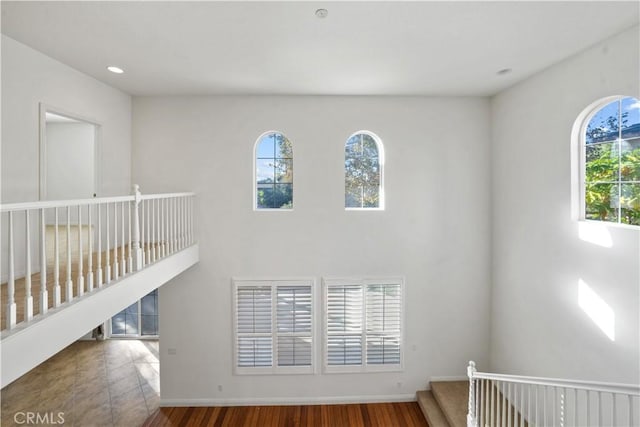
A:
132 184 143 271
467 361 478 427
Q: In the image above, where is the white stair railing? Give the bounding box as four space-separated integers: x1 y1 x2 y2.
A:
1 185 195 333
467 361 640 427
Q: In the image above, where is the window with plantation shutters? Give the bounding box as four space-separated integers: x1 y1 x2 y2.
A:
324 278 403 373
233 279 314 374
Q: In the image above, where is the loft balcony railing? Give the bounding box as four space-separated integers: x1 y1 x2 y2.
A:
466 361 640 427
1 185 195 333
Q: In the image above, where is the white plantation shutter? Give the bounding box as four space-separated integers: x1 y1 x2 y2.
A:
324 279 403 372
276 286 312 366
366 284 401 365
236 286 272 367
234 279 314 373
326 285 363 366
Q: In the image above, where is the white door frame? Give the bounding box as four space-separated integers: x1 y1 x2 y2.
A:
39 102 102 200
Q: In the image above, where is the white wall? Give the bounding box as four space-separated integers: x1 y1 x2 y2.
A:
1 34 132 202
45 122 96 200
490 26 640 383
132 96 492 403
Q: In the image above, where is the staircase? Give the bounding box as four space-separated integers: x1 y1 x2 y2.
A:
421 362 640 427
417 381 468 427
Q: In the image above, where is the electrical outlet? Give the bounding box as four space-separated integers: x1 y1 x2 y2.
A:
168 348 177 355
218 385 223 392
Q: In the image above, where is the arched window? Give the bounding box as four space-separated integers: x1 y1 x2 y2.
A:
255 132 293 210
582 97 640 225
345 131 384 209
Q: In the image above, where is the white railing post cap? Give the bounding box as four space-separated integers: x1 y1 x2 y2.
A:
467 360 476 377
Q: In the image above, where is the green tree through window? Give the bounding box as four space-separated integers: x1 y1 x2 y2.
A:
584 97 640 225
345 132 383 209
256 132 293 209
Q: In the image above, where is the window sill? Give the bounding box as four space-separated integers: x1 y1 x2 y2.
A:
323 365 403 374
579 219 639 231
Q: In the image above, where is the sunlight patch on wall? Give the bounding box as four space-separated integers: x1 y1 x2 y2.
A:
578 222 612 248
578 279 615 341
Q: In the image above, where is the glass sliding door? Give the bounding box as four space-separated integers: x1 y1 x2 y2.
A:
111 289 159 337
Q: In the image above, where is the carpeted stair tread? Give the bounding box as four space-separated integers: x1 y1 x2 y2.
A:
416 390 450 427
430 381 468 427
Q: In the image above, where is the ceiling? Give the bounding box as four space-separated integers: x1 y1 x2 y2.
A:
2 1 638 97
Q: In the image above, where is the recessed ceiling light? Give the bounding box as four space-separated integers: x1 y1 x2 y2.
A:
315 8 328 19
107 66 124 74
497 68 512 76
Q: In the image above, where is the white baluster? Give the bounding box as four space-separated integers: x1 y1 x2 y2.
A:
53 208 61 307
573 389 578 426
612 393 616 427
158 198 162 258
96 203 103 287
173 197 177 252
87 205 93 292
628 394 633 426
105 203 111 284
145 199 150 264
65 207 72 302
113 202 119 280
535 386 540 426
24 210 33 321
521 384 525 427
190 195 194 244
167 198 171 253
141 199 146 265
132 185 142 271
76 205 84 297
120 202 125 276
181 196 185 248
587 390 591 427
528 384 532 427
6 211 17 328
150 199 156 263
478 379 483 427
128 200 133 272
39 209 48 315
597 391 602 427
507 382 512 427
491 380 495 427
560 388 565 427
502 382 507 427
161 198 167 256
552 387 556 427
485 375 489 427
177 196 181 250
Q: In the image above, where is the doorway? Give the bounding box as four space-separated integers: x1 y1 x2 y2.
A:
39 104 100 201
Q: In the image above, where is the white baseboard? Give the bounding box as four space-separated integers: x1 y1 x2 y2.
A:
160 393 416 407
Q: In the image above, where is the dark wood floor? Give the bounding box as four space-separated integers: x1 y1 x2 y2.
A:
142 402 429 427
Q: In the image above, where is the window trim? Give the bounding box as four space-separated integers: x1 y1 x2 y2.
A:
577 96 640 228
344 130 385 211
253 130 294 211
322 277 404 374
232 277 316 375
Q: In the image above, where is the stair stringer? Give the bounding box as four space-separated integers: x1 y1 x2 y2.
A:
1 243 199 387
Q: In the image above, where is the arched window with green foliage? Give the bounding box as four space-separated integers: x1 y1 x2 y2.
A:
255 132 293 210
345 131 384 209
583 97 640 225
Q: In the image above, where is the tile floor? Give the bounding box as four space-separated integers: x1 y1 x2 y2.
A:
1 339 159 426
